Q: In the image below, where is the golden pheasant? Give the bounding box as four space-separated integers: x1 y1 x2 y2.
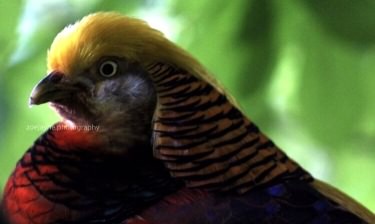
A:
2 12 374 224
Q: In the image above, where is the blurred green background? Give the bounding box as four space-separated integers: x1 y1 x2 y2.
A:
0 0 374 212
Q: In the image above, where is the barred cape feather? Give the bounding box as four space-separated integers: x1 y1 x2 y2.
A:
147 63 311 193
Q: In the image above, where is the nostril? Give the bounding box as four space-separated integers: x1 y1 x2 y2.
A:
48 71 63 83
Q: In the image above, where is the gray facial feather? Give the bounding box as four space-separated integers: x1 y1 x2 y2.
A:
90 68 157 152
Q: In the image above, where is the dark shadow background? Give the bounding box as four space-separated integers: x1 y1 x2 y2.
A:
0 0 374 211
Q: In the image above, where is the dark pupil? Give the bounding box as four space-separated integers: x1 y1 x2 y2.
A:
102 63 114 75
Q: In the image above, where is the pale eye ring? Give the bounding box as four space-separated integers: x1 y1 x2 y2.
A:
99 60 118 77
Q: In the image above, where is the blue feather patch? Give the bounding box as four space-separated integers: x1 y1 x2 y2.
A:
266 184 285 197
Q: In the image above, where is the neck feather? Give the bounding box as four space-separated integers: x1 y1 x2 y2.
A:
147 63 312 194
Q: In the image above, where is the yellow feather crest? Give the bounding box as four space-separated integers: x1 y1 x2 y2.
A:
47 12 207 78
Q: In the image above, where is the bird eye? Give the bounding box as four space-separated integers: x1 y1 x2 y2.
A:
99 60 118 77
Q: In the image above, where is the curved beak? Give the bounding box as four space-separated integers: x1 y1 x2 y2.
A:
29 71 77 106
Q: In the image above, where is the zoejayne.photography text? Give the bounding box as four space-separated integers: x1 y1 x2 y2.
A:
25 124 100 132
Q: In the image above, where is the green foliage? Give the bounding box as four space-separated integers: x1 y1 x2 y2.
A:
0 0 374 211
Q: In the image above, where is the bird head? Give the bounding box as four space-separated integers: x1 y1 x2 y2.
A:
29 12 206 151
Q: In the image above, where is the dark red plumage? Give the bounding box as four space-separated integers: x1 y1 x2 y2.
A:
2 123 181 223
